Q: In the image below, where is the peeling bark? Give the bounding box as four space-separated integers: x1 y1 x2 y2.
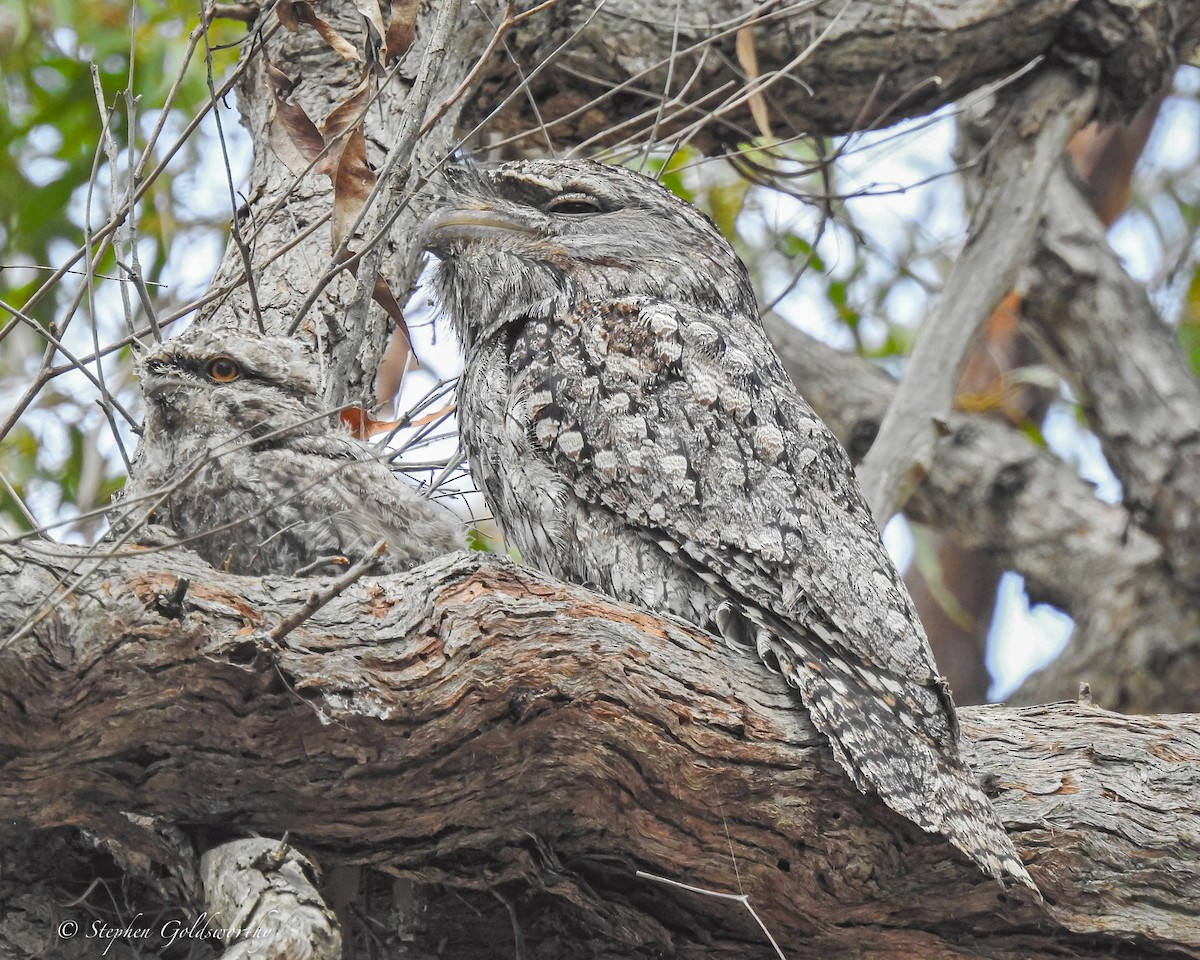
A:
1 545 1199 958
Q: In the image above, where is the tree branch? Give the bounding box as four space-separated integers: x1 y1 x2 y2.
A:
763 317 1151 622
1 545 1198 957
856 66 1096 523
763 312 894 463
761 316 1200 711
485 0 1192 147
1021 165 1200 591
201 838 342 959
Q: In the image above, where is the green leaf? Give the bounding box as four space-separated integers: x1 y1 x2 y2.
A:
1181 266 1200 377
466 527 494 552
780 233 825 272
625 148 698 204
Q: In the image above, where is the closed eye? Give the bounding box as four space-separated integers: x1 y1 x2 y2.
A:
545 193 604 215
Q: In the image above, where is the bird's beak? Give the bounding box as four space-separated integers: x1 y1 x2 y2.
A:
419 204 536 255
136 357 189 402
140 373 188 402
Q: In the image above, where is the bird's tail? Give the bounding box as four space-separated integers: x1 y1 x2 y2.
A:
717 601 1039 896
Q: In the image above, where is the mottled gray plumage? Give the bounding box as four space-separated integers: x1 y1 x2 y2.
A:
423 159 1037 892
114 325 460 576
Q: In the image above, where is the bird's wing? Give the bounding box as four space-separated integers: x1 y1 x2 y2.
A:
514 296 1036 891
514 295 939 696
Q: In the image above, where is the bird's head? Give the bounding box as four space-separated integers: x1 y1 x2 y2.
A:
420 159 758 348
137 326 326 443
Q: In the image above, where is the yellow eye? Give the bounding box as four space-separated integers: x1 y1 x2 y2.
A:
546 193 603 215
204 356 242 383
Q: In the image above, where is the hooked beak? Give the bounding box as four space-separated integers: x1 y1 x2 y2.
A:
419 204 537 256
137 356 190 402
140 372 188 403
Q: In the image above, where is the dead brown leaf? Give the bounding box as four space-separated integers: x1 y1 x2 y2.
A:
326 126 376 251
319 70 373 144
266 62 325 175
354 0 387 43
265 60 297 98
371 273 413 358
276 0 301 30
339 400 456 439
340 406 403 439
312 72 376 249
384 0 420 63
279 0 362 60
735 23 773 140
375 319 415 409
410 402 456 428
354 0 387 70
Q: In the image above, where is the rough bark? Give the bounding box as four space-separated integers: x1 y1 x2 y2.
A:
1 543 1199 959
480 0 1194 149
200 838 342 959
1022 165 1200 593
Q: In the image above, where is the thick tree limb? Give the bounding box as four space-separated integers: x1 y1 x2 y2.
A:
1022 165 1200 592
764 312 895 464
900 96 1169 708
905 413 1200 710
15 0 1192 953
185 0 1200 405
856 66 1096 523
761 320 1133 621
483 0 1193 147
1 545 1198 958
333 0 463 410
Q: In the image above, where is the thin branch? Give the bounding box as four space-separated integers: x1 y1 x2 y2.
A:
271 541 389 640
201 2 266 333
636 871 788 960
856 66 1097 524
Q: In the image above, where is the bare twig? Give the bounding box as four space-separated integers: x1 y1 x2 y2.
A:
201 2 266 333
271 540 389 641
635 869 787 959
